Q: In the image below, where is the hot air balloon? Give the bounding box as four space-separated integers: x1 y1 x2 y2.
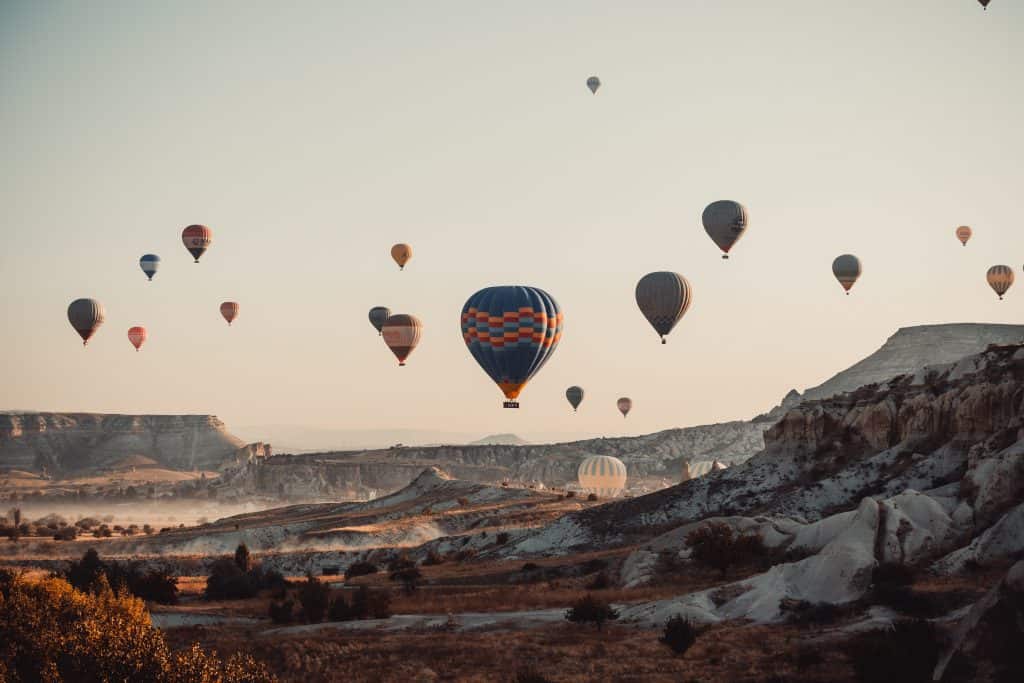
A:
220 301 239 325
832 254 862 294
979 0 991 9
566 386 584 412
381 314 423 366
635 272 693 344
182 225 212 263
617 397 632 418
461 286 563 408
127 326 147 352
702 200 748 259
391 243 412 270
955 226 972 246
987 265 1014 300
139 254 160 281
586 76 601 94
369 306 391 335
577 455 627 498
67 298 105 346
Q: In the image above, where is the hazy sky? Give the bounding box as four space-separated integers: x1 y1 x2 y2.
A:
2 1 1023 442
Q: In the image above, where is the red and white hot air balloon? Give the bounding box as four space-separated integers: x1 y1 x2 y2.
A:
220 301 239 326
127 326 147 352
381 314 422 366
182 224 213 263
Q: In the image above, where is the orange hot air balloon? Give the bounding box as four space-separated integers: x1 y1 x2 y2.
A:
127 326 147 351
391 243 412 270
955 226 972 246
220 301 239 326
381 314 422 366
182 225 213 263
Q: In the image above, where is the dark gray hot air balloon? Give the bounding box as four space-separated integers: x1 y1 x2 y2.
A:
832 254 862 294
67 298 106 346
566 386 584 412
702 200 748 259
987 265 1013 300
586 76 601 94
635 272 693 344
369 306 391 335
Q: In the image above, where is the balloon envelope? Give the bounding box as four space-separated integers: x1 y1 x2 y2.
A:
955 226 972 246
139 254 160 281
617 397 632 417
832 254 862 293
220 301 239 325
369 306 391 335
461 286 563 408
391 243 412 270
566 386 584 411
182 225 212 263
635 272 693 343
578 455 626 498
586 76 601 94
702 200 748 258
67 298 105 346
381 314 423 365
987 265 1014 300
127 326 147 351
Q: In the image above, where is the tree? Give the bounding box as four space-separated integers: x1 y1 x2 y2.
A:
660 615 699 655
565 594 619 631
686 521 765 575
297 573 330 623
234 544 252 573
204 558 259 600
9 507 21 527
388 559 422 595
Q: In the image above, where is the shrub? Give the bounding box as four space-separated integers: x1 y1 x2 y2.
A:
847 619 940 683
585 572 611 590
452 548 477 563
204 558 260 600
873 562 916 587
686 521 766 575
781 599 843 628
352 585 391 619
63 548 107 593
130 569 179 605
53 525 78 541
142 524 154 535
521 562 540 572
344 561 379 580
321 565 340 576
327 593 355 621
495 532 510 545
457 497 469 507
60 549 179 604
565 594 619 631
659 615 699 655
234 544 252 573
269 599 294 624
389 559 422 595
297 573 330 623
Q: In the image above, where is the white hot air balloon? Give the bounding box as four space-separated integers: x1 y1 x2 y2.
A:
578 455 627 498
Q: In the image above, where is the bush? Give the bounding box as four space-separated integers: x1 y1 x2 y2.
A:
60 549 179 605
327 593 355 621
495 532 510 546
353 585 391 619
848 619 940 683
660 615 699 655
204 558 260 600
0 573 275 682
521 562 540 572
565 594 619 631
457 497 469 507
130 569 179 605
585 572 611 590
686 521 766 575
389 559 422 595
63 548 107 593
297 573 330 623
234 544 252 573
565 490 576 498
781 599 843 628
873 562 916 587
269 599 294 624
452 548 477 563
344 561 378 580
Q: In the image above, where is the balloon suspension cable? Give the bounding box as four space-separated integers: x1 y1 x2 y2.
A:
503 401 520 409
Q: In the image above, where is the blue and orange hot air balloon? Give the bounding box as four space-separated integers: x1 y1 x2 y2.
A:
461 286 563 408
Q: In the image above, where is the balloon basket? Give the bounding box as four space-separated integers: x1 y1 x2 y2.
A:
503 401 520 409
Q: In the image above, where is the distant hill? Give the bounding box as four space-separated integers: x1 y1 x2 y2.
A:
470 433 529 446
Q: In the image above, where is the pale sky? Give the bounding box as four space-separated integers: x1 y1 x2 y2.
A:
2 1 1023 442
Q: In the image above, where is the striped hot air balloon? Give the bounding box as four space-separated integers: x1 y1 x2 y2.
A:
391 243 412 270
635 272 692 344
832 254 862 294
67 299 105 346
702 200 748 259
381 314 423 366
369 306 391 335
987 265 1014 300
586 76 601 94
182 225 212 263
955 226 972 246
461 286 563 408
139 254 160 281
220 301 239 325
127 326 147 352
617 397 632 418
577 455 627 498
566 386 584 412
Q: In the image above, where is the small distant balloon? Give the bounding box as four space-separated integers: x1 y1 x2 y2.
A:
566 386 584 412
832 254 862 294
127 326 147 352
391 243 412 270
702 200 748 259
182 225 212 263
617 397 632 418
139 254 160 281
220 301 239 326
381 314 423 366
987 265 1014 300
955 226 972 246
369 306 391 335
979 0 991 9
67 298 105 346
586 76 601 94
635 272 693 344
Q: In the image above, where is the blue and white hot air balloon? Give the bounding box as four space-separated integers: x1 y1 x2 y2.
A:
139 254 161 281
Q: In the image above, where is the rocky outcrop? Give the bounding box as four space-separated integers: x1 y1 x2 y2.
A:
0 413 247 474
